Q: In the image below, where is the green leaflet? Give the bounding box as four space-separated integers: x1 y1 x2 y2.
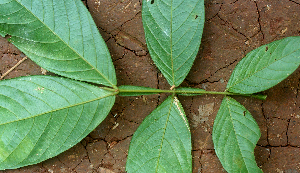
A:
212 96 262 173
227 37 300 94
0 0 116 88
118 85 161 96
0 76 116 169
126 96 191 173
142 0 205 87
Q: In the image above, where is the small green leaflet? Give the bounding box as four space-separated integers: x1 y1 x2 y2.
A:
126 96 191 173
212 96 262 173
0 0 116 87
0 76 115 169
227 36 300 94
142 0 205 87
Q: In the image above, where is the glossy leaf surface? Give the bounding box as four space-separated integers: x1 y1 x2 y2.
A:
0 76 115 169
0 0 116 87
142 0 205 87
126 96 191 173
213 96 262 173
227 37 300 94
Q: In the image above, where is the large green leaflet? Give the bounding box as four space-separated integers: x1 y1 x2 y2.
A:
126 96 191 173
0 0 116 87
142 0 205 87
0 76 115 169
227 36 300 94
213 96 262 173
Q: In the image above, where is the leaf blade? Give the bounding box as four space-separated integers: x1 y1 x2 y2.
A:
227 36 300 94
126 96 191 173
0 76 115 169
142 0 205 87
212 96 262 173
0 0 116 87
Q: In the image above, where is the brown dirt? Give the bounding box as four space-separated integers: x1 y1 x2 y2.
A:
1 0 300 172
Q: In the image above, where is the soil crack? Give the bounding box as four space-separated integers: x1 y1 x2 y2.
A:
217 14 248 39
289 0 300 5
253 1 265 40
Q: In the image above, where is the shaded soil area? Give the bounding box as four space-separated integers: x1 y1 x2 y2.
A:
1 0 300 172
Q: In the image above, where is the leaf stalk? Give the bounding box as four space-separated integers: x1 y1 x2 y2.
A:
117 88 267 100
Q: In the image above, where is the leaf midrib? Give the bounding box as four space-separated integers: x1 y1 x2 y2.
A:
13 0 115 87
0 92 116 126
155 96 173 173
225 97 248 172
170 0 175 86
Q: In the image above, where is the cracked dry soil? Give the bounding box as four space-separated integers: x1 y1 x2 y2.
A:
1 0 300 172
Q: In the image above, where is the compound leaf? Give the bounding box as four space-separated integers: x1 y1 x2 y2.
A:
227 36 300 94
126 96 191 173
0 0 116 87
0 76 115 169
213 96 262 173
142 0 205 87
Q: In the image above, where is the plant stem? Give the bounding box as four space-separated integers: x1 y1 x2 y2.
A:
117 88 267 100
99 87 119 92
0 56 27 80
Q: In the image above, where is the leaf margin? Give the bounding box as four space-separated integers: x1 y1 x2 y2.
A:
0 75 116 169
226 36 300 94
212 96 262 173
142 0 205 87
126 95 192 173
0 0 117 88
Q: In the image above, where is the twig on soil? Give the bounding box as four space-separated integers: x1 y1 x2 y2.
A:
0 56 28 80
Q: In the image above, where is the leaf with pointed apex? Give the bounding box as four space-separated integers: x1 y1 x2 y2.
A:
213 96 262 173
0 0 116 87
142 0 205 87
227 36 300 94
0 76 115 170
126 96 191 173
